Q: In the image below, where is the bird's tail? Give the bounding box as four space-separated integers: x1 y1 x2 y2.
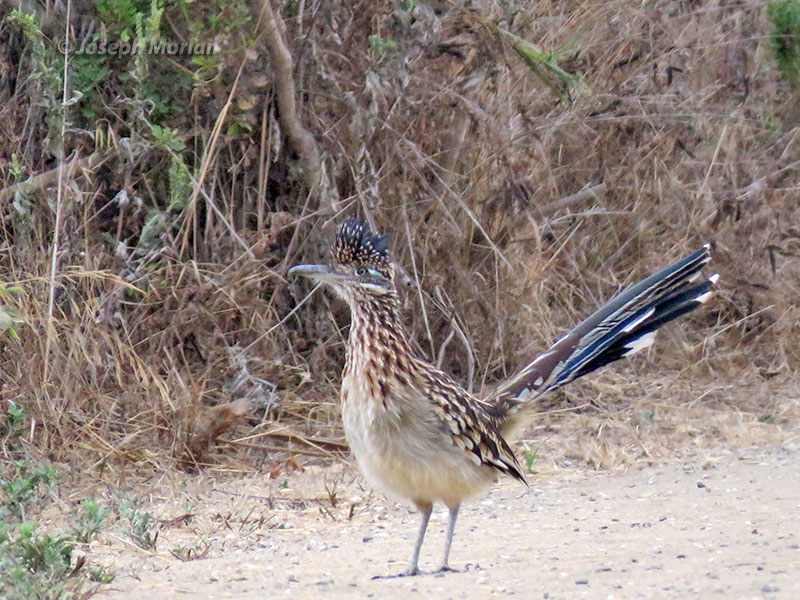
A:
490 245 717 421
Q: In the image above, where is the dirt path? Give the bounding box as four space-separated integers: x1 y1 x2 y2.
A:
95 445 800 599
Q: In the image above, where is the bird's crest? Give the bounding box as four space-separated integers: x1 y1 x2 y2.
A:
333 218 391 274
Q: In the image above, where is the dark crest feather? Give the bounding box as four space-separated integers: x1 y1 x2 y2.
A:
333 218 390 270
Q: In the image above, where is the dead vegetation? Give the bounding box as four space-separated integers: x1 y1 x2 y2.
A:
0 0 798 487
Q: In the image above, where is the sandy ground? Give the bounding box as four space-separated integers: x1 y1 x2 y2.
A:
93 444 800 600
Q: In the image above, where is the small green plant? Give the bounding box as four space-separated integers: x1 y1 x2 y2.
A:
170 537 210 561
0 284 24 341
95 0 150 33
0 521 77 599
522 443 537 472
6 521 73 575
0 457 109 599
70 499 111 544
70 53 111 119
181 500 196 523
168 154 192 211
768 0 800 85
87 565 116 583
490 25 581 103
8 9 65 155
762 114 780 132
1 461 56 519
133 0 165 77
9 154 25 182
151 124 186 152
1 400 26 440
9 156 33 237
758 414 777 424
135 210 168 254
119 496 158 550
368 34 398 62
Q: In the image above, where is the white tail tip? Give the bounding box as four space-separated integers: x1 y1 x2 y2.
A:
623 331 657 357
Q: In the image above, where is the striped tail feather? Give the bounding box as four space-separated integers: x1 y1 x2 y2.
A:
490 245 716 412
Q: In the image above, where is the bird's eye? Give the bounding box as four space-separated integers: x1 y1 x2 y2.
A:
355 266 368 277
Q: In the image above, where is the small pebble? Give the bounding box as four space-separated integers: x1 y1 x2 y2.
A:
762 582 779 593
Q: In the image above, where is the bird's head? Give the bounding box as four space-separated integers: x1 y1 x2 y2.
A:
289 219 396 303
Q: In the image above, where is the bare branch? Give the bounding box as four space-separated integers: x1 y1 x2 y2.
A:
531 182 607 219
0 151 110 205
257 0 333 211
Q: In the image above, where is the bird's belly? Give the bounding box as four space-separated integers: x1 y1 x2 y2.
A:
341 379 494 507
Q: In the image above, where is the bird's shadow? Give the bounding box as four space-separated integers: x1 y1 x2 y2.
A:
371 563 481 580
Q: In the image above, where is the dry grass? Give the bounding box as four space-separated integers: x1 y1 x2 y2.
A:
0 0 798 488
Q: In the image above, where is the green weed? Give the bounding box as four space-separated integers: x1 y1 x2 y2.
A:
368 34 398 62
0 522 77 600
151 124 186 152
0 285 24 341
170 537 210 561
87 565 116 583
1 461 56 519
1 400 26 440
8 10 65 155
492 25 581 103
0 457 110 599
70 499 111 544
168 154 192 210
119 496 159 550
522 443 537 472
769 0 800 85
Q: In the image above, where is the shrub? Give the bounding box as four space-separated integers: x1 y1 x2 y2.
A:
768 0 800 84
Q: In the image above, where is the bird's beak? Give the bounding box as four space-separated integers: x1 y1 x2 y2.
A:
288 264 345 284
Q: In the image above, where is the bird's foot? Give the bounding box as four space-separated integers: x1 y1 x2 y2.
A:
371 566 422 579
372 564 462 579
433 564 459 575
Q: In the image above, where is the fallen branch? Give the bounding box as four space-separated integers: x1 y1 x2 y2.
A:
532 182 607 219
0 140 151 206
0 150 112 204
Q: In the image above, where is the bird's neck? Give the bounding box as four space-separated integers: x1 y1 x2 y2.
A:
344 292 413 383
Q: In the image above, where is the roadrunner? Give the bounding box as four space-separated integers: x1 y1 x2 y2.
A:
289 218 717 576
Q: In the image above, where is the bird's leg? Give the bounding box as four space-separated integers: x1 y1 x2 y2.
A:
403 501 432 576
436 504 460 573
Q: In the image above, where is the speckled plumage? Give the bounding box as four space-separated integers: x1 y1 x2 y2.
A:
290 218 716 576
